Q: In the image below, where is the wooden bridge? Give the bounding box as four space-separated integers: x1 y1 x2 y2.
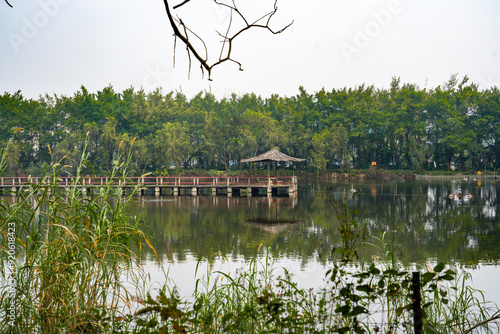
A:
0 176 299 197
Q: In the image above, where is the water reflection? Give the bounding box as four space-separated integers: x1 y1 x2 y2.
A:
140 179 500 266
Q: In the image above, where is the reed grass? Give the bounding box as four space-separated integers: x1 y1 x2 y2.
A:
0 137 154 333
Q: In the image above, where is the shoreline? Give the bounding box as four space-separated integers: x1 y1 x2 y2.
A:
301 170 498 181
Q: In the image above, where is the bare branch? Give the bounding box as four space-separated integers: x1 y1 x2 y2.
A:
173 0 191 9
181 21 192 79
173 35 177 68
163 0 211 75
218 7 233 61
462 311 500 334
177 19 208 62
4 0 13 8
163 0 292 80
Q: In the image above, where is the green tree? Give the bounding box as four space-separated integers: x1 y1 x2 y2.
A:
152 122 191 170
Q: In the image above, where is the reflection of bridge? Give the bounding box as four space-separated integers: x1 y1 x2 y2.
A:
140 195 300 230
0 176 299 197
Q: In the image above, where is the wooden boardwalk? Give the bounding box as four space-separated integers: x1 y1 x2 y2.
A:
0 176 299 197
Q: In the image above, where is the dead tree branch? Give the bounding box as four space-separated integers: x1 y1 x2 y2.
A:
163 0 293 80
462 311 500 334
4 0 13 8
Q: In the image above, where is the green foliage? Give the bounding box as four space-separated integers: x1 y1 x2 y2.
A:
1 77 499 175
0 136 154 333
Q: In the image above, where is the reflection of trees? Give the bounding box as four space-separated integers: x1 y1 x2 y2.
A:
341 180 500 265
139 195 327 264
139 180 500 266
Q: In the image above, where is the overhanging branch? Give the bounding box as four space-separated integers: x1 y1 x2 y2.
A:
163 0 292 80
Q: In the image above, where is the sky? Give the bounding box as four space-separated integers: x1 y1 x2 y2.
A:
1 0 499 100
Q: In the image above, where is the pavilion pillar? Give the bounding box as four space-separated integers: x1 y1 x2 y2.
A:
268 161 271 187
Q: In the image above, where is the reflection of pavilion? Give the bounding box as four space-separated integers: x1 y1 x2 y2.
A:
246 195 302 231
246 221 295 234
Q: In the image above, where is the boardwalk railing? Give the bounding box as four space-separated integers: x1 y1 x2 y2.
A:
0 176 299 197
0 176 295 187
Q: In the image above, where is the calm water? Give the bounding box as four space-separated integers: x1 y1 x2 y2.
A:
138 178 500 303
140 178 500 264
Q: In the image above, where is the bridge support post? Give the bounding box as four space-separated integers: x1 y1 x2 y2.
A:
155 187 161 197
212 187 217 196
247 187 252 197
173 187 179 196
11 187 16 196
192 187 197 196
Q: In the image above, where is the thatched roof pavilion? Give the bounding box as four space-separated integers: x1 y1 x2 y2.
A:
241 149 305 177
241 149 305 163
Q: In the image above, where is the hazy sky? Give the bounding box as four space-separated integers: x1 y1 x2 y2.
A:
1 0 499 99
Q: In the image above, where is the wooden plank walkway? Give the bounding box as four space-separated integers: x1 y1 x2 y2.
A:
0 176 299 197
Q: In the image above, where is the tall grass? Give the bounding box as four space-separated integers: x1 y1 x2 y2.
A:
0 137 154 333
130 246 500 333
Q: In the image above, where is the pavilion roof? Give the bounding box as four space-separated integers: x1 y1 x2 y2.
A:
240 149 305 163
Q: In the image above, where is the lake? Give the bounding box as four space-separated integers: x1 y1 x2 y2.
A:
137 178 500 305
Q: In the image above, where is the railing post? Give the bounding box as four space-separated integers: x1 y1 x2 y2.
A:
412 272 423 334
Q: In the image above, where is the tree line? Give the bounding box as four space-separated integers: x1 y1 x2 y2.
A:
1 75 499 176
